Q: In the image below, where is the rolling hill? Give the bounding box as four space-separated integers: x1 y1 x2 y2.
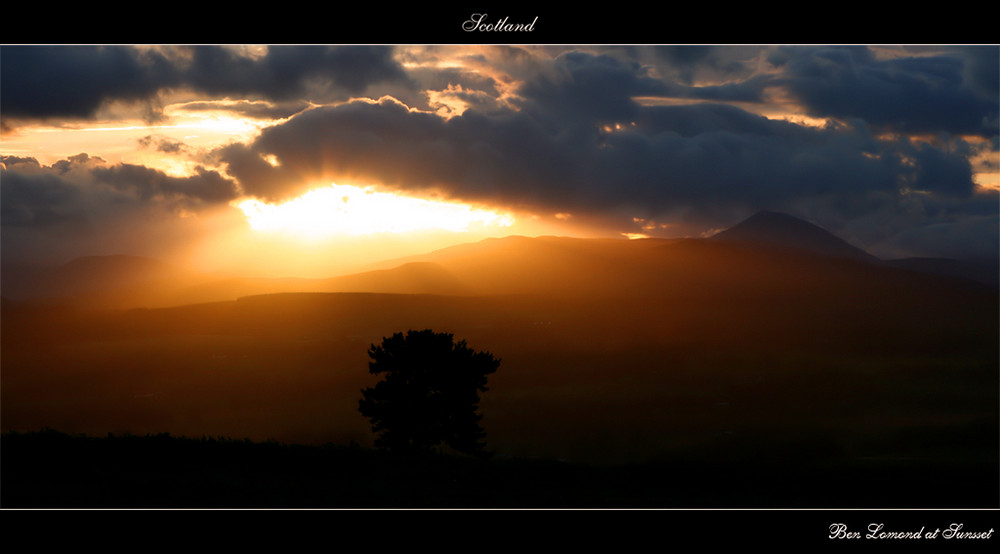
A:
3 211 995 308
3 211 996 471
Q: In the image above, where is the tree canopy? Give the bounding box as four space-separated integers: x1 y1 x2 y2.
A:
359 329 500 457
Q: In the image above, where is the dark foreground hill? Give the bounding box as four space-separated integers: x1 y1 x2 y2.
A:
2 212 996 508
4 284 995 468
3 429 996 508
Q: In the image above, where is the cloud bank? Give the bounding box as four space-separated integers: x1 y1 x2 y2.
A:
2 45 997 263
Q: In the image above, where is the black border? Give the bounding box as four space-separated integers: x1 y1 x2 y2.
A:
3 507 999 548
3 7 998 45
2 6 997 547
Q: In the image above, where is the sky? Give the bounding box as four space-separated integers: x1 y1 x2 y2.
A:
2 45 998 277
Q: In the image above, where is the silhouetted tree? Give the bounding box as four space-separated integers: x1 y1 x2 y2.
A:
359 329 500 458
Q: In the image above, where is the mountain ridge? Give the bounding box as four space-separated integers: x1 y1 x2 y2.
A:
3 211 995 308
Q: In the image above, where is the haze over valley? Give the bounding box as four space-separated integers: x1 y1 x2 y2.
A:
4 212 996 475
2 44 996 508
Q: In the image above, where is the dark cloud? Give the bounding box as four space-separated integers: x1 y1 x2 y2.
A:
897 137 978 197
650 45 733 85
961 46 1000 100
90 163 239 205
636 102 802 138
0 45 411 122
219 94 930 215
2 46 996 264
516 51 669 126
138 135 188 154
1 161 88 229
180 45 410 99
0 46 173 120
654 45 716 66
214 48 995 260
1 154 243 264
770 46 999 138
2 154 239 229
220 97 585 204
514 50 770 130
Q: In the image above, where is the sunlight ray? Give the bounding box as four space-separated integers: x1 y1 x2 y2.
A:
236 183 514 238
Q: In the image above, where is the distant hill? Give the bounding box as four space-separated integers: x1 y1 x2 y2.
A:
710 211 878 263
321 261 472 295
329 213 996 298
711 211 997 286
882 256 998 287
1 255 207 309
3 212 995 309
3 215 996 470
4 258 996 468
174 262 472 304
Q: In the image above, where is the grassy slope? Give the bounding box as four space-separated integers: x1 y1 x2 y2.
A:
2 237 997 508
3 429 996 508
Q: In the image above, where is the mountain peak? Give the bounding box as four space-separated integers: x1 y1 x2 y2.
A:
712 211 877 263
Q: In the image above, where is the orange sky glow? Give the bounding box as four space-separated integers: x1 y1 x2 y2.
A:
2 45 996 276
1 101 582 276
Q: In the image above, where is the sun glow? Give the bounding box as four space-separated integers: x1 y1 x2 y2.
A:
236 183 515 238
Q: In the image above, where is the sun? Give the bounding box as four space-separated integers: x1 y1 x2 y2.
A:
236 183 515 239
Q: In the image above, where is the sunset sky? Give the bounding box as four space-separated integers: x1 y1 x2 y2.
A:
2 45 997 277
